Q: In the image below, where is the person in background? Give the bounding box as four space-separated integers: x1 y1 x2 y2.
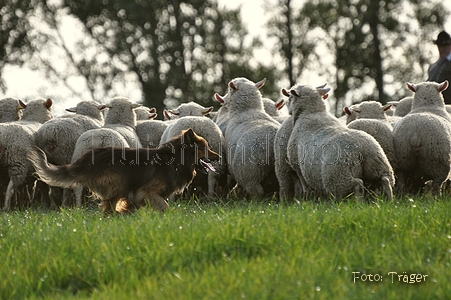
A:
428 30 451 104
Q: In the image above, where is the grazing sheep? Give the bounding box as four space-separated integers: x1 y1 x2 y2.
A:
0 97 27 122
219 77 281 198
346 101 397 169
393 81 451 195
70 97 142 207
0 98 53 211
160 116 226 197
285 84 395 200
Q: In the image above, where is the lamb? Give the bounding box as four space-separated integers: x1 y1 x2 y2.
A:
393 81 451 195
285 84 395 200
159 116 226 197
345 101 397 170
0 97 27 122
70 97 142 207
218 77 281 198
0 98 53 211
389 96 414 117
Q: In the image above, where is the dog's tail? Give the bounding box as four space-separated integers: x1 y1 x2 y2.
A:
28 146 76 188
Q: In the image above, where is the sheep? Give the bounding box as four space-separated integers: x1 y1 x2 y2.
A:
0 98 53 211
212 93 230 136
0 97 27 122
389 96 414 117
33 100 106 206
218 77 281 198
393 81 451 195
159 116 226 197
70 97 142 207
134 106 157 121
285 84 395 200
263 98 287 123
35 100 106 166
101 97 142 148
163 101 214 120
160 102 213 144
345 101 397 170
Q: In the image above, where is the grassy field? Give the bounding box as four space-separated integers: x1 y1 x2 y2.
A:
0 197 450 299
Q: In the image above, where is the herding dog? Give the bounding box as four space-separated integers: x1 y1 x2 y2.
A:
28 128 220 213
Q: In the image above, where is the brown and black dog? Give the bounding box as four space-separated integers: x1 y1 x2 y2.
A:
28 128 220 213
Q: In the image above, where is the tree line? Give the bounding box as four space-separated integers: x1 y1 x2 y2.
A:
1 0 449 116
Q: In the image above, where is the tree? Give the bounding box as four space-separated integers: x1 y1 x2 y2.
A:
267 0 450 115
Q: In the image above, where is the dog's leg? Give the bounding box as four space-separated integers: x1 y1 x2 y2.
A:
148 193 169 212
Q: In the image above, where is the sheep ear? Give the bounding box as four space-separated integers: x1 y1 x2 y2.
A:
214 93 225 104
132 103 142 109
229 81 237 91
18 99 27 109
383 104 392 111
317 87 330 96
275 99 285 110
316 83 327 89
407 82 417 92
281 88 290 97
66 107 77 113
98 104 107 111
149 107 157 114
163 109 172 120
45 98 53 109
202 106 214 115
290 90 299 97
439 80 449 92
255 78 266 90
149 112 157 119
343 107 352 116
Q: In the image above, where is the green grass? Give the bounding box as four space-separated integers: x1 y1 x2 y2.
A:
1 197 450 299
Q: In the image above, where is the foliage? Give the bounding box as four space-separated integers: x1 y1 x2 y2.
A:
1 198 450 299
267 0 450 115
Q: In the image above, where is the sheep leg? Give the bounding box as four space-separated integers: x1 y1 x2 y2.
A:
207 172 217 198
381 176 393 200
3 180 15 211
62 189 75 207
73 185 84 208
353 178 365 201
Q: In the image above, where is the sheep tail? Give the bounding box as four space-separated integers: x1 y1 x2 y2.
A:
28 146 76 188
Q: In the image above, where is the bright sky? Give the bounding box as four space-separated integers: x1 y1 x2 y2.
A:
2 0 451 116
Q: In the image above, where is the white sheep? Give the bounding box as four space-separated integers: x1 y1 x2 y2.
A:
0 98 53 211
393 81 451 195
220 77 281 198
163 101 214 120
286 84 395 200
33 100 106 206
389 96 414 117
134 106 157 121
159 116 226 197
70 97 142 207
0 97 27 122
345 101 397 170
262 97 287 123
133 106 169 148
212 93 230 136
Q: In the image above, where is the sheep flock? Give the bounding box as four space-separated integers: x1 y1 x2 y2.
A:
1 78 450 212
